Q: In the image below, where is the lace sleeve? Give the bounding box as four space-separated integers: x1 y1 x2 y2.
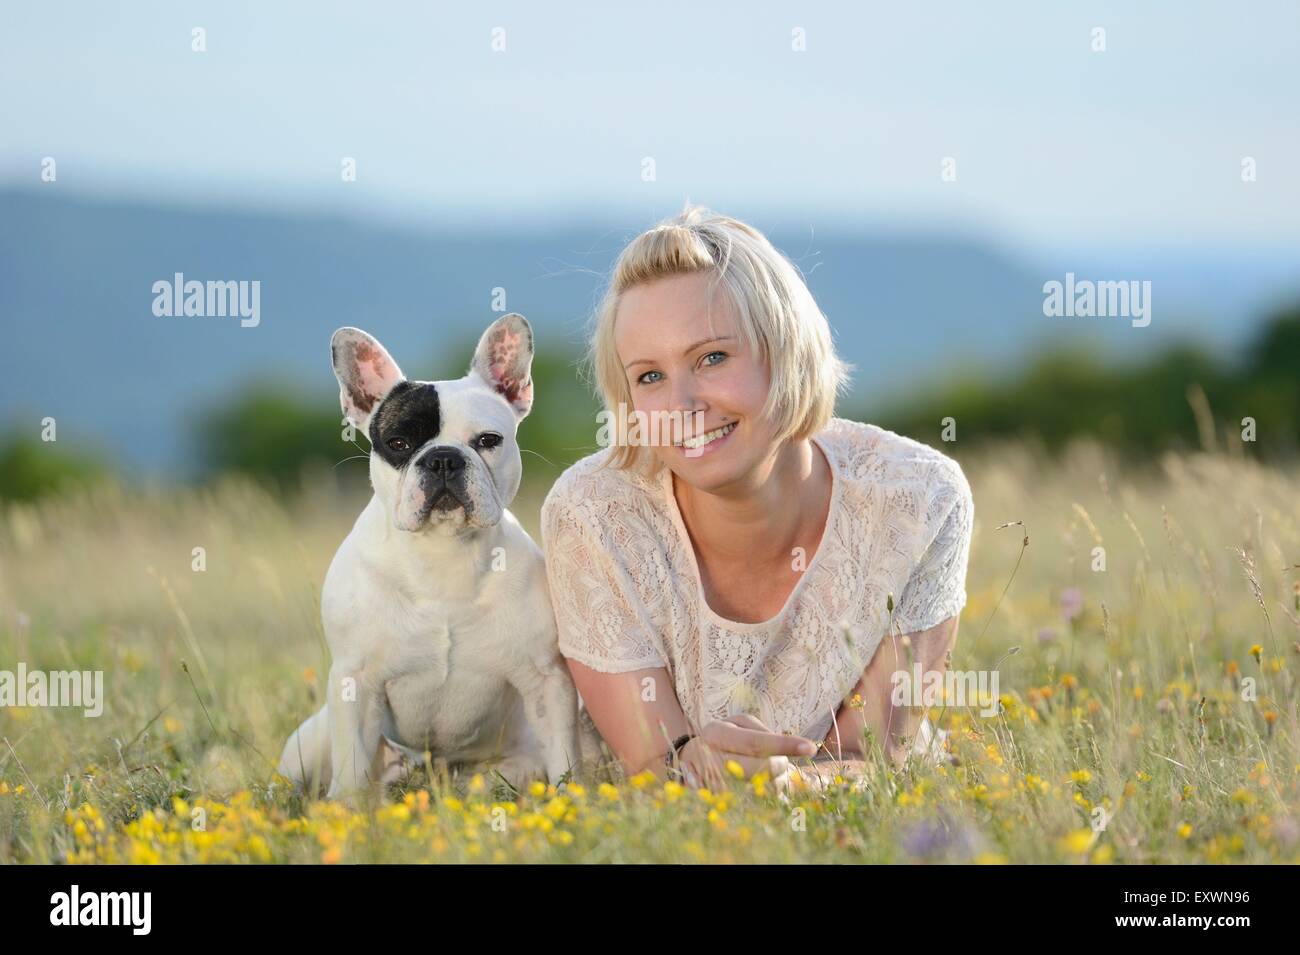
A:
892 460 975 635
540 482 669 674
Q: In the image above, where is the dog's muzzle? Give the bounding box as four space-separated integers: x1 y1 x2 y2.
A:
417 446 470 512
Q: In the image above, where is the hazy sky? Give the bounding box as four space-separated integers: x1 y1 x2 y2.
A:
2 1 1297 257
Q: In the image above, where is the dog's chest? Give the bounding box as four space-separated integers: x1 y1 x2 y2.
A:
378 601 518 757
384 663 516 757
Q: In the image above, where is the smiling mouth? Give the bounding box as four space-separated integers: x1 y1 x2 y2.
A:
675 421 736 450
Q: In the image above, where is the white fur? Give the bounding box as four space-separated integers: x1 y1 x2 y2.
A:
278 315 600 800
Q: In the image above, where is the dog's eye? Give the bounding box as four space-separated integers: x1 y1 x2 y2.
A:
474 432 503 451
386 436 411 452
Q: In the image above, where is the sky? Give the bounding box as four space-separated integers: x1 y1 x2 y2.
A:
2 0 1297 260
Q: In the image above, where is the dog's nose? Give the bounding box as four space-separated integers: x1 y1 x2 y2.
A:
419 446 466 476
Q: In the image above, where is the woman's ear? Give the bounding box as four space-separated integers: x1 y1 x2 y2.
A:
469 313 535 419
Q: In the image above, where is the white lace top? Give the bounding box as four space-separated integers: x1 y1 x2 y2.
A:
539 417 975 743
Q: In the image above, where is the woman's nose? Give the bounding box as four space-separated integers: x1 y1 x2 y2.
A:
666 383 706 445
668 377 706 415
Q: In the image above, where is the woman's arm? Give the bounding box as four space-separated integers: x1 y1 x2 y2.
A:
821 613 961 766
566 659 818 787
821 455 973 769
565 660 693 778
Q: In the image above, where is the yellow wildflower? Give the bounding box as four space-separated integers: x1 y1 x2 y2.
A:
1060 829 1095 855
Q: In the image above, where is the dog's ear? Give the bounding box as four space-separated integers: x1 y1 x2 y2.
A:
469 313 534 420
331 327 406 430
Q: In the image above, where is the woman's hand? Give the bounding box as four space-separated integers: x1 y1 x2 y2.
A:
678 713 818 789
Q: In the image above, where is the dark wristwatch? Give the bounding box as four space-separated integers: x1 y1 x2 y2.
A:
663 733 695 783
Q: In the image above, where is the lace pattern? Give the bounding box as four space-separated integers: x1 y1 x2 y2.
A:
540 417 974 742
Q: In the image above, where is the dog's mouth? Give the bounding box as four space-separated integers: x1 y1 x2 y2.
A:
393 467 499 532
428 485 467 513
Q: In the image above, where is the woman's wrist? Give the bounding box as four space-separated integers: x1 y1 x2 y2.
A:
659 733 694 783
673 736 708 787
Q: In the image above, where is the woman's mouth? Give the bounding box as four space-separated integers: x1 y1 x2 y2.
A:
676 421 737 456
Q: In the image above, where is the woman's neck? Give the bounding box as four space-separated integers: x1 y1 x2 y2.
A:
673 437 829 567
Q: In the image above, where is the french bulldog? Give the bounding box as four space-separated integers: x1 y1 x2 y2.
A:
277 313 600 800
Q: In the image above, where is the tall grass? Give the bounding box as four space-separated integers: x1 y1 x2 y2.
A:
1 437 1296 863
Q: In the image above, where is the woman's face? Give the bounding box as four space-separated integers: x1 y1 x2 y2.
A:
614 271 776 492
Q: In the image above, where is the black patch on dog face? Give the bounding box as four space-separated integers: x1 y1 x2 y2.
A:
368 381 442 469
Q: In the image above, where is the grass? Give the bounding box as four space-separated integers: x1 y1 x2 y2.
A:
1 435 1297 863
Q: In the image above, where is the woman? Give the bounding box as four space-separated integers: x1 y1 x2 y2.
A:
540 204 974 791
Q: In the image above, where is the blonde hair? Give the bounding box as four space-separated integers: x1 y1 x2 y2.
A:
585 201 852 474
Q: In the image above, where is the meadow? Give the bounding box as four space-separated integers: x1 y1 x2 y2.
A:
1 435 1297 864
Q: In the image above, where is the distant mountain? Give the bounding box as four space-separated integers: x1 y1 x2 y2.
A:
2 190 1295 475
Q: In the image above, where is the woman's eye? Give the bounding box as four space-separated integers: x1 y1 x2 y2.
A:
386 437 411 452
637 370 662 385
475 432 503 450
701 350 727 367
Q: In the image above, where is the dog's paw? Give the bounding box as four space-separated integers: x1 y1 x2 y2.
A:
326 777 376 809
377 736 417 786
490 754 547 791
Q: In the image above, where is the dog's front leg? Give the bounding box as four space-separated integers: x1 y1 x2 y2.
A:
325 659 384 803
513 662 583 784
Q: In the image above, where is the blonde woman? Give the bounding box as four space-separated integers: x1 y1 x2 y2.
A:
540 204 974 791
